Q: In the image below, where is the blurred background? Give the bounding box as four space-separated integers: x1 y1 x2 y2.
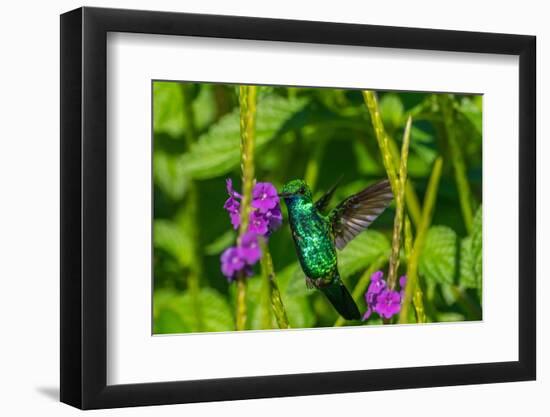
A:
152 81 482 333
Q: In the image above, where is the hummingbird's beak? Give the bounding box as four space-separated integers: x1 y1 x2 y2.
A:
278 192 292 198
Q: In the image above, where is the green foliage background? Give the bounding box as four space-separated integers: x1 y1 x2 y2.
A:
153 82 482 333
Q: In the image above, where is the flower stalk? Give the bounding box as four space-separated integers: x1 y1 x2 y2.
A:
399 157 443 324
235 85 258 330
387 116 411 289
363 91 412 291
362 91 399 196
260 238 290 329
387 138 422 228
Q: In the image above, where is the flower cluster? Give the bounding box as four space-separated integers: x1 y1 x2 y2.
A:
220 179 282 281
363 271 407 320
223 179 282 234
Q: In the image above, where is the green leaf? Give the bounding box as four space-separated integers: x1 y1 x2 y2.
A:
154 151 189 200
419 226 457 285
410 142 437 166
281 294 315 328
441 283 458 305
410 126 434 144
338 230 391 278
353 142 383 176
192 84 218 131
153 82 186 137
246 276 269 330
177 96 310 179
204 229 236 256
471 206 483 298
154 219 192 267
379 94 404 128
458 97 482 135
436 312 465 322
459 236 476 288
244 270 314 329
153 288 234 334
280 263 310 297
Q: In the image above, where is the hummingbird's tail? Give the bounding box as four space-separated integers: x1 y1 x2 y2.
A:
321 279 361 320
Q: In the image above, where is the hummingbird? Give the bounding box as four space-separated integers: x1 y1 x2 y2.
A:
279 179 393 320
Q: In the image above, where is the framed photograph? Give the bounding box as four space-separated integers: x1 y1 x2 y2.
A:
60 6 536 409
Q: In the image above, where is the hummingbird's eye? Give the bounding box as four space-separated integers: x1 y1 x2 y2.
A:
299 186 305 194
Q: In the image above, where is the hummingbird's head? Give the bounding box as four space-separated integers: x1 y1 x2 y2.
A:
279 179 312 201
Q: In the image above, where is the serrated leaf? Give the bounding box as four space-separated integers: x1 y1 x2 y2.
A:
338 230 391 278
471 206 483 298
177 96 309 179
154 288 234 334
459 236 476 288
154 151 189 200
153 82 186 137
419 226 457 285
154 219 192 267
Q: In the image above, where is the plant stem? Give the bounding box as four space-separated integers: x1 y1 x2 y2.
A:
387 116 411 289
439 95 474 233
334 252 390 327
362 91 399 197
235 85 258 331
387 138 422 229
260 252 273 329
260 239 290 329
362 91 423 230
399 157 443 324
235 278 247 330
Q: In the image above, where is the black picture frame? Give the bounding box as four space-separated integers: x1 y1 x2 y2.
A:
60 6 536 410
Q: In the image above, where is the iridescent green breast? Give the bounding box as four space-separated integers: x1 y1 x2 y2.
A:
286 198 337 280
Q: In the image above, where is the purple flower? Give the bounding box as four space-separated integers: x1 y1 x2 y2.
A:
248 210 269 235
367 271 386 297
224 197 241 229
252 182 279 213
363 271 406 321
264 206 283 233
221 179 283 282
220 246 246 281
224 179 243 229
362 307 373 321
226 178 242 199
240 231 262 264
373 289 402 319
223 178 283 236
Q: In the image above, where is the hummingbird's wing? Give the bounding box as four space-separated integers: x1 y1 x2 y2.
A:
314 176 343 213
329 179 393 250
